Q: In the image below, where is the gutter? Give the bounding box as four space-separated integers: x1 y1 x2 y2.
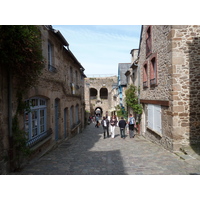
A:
137 25 143 105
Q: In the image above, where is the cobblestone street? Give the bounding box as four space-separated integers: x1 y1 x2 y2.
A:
12 123 200 175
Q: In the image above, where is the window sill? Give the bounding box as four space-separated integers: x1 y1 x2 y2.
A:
30 134 52 151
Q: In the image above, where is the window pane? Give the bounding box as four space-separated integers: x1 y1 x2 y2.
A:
32 110 38 137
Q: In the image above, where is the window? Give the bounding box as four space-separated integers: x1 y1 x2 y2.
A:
100 88 108 99
24 97 47 146
75 70 78 85
70 67 73 83
143 64 148 88
48 42 56 72
75 104 79 124
70 106 74 128
150 56 157 86
147 104 162 135
146 26 152 57
90 88 98 99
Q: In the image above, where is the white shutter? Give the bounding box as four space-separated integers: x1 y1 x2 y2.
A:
148 104 154 130
148 104 162 135
154 105 162 134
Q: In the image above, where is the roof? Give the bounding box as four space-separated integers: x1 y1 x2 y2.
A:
118 63 131 86
45 25 69 46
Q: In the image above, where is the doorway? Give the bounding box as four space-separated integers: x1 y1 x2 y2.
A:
55 98 60 141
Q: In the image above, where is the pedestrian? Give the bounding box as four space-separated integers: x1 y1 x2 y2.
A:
92 116 95 123
110 115 118 138
101 116 110 138
95 115 99 128
128 114 136 138
118 117 127 139
88 116 91 125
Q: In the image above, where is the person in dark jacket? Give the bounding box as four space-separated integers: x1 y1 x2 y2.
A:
101 116 110 138
118 117 127 139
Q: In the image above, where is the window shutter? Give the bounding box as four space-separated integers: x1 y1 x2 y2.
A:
148 104 154 130
147 104 162 135
154 105 162 134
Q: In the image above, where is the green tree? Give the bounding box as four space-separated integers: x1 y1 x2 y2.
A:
115 104 128 119
125 84 143 122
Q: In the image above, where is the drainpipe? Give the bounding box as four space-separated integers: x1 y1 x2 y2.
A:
8 68 12 138
8 67 13 171
137 62 140 105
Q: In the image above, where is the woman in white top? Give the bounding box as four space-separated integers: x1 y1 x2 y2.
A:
110 115 118 138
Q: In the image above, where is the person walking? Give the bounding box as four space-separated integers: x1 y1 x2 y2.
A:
101 116 110 139
95 115 99 128
118 117 127 139
128 114 135 138
110 115 118 138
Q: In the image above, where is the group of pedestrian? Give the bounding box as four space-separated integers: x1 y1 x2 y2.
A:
100 114 136 139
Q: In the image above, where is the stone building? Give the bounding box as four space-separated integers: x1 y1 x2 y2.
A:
85 76 118 117
138 25 200 151
0 25 86 173
125 49 139 115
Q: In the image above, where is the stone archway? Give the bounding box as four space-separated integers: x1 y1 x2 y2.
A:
95 107 103 117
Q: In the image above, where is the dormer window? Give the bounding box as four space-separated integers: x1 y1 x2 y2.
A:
48 41 57 72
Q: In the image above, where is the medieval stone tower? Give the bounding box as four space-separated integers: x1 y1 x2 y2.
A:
84 76 118 117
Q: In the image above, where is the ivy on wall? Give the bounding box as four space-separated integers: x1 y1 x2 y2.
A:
0 25 44 170
0 25 44 93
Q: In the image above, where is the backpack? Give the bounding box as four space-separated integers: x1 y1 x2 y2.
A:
129 117 134 125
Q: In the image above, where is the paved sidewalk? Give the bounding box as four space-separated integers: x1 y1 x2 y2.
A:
11 123 200 175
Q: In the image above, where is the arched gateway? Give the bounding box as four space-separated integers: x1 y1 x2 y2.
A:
84 76 118 117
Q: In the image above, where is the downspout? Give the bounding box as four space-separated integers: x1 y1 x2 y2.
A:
8 68 12 138
8 67 13 171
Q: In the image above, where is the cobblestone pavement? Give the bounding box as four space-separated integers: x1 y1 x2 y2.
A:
12 123 200 175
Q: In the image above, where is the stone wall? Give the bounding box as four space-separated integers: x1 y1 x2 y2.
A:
139 25 174 151
0 26 86 173
171 25 200 146
85 76 118 117
139 25 200 151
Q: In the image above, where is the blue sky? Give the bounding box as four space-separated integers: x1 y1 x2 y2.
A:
53 25 141 76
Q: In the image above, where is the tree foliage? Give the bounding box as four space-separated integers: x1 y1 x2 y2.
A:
115 104 128 119
0 25 44 92
125 84 143 115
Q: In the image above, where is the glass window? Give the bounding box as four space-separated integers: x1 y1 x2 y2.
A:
143 64 148 88
24 97 47 142
150 57 157 86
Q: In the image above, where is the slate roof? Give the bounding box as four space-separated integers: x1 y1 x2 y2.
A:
118 63 131 86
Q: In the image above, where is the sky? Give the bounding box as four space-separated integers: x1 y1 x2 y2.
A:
53 25 141 77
